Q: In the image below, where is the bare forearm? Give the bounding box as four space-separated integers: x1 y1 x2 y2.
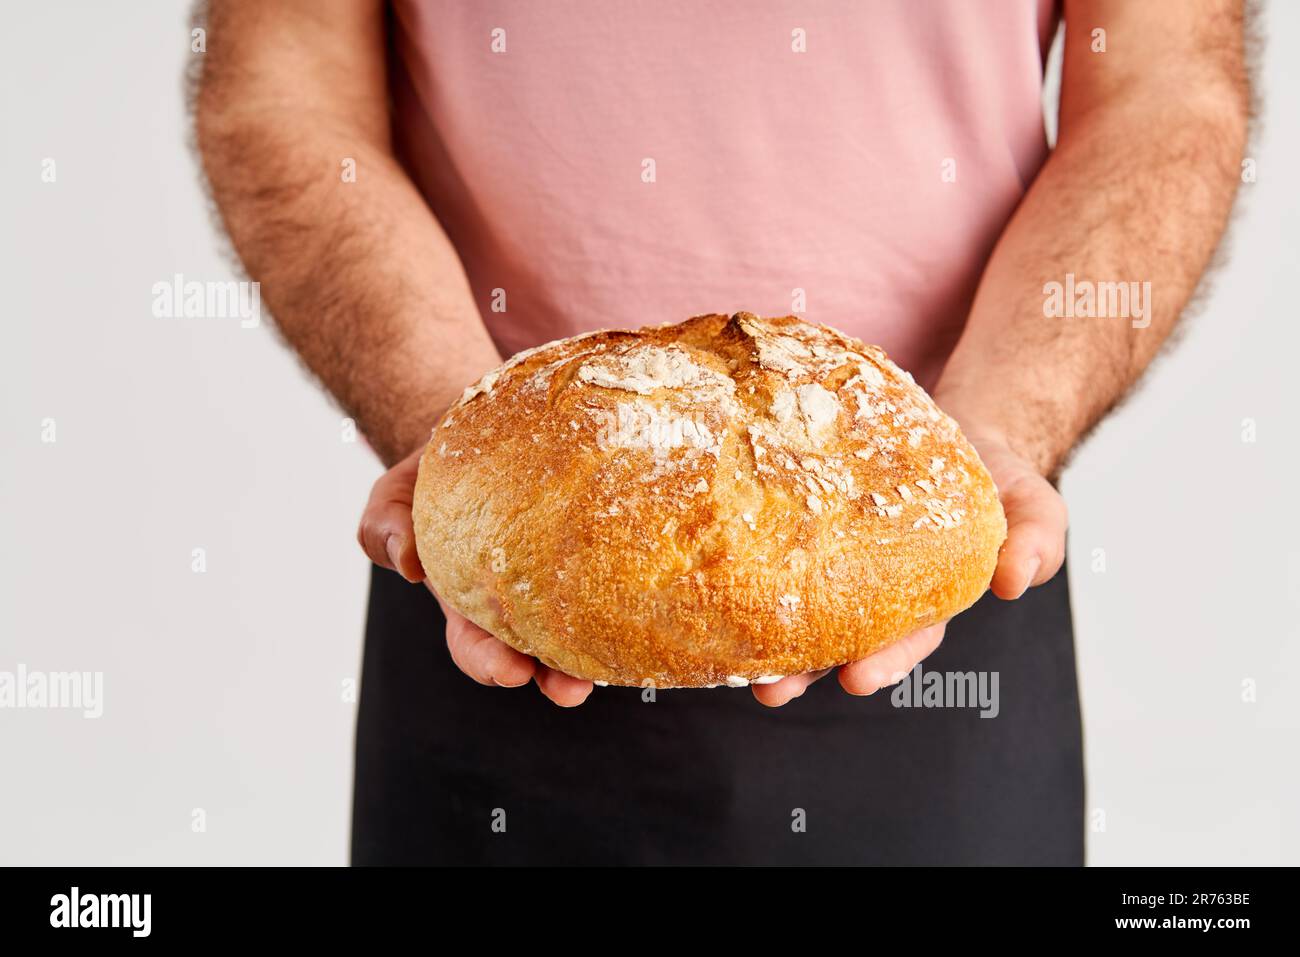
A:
194 0 499 465
198 125 498 464
936 0 1249 477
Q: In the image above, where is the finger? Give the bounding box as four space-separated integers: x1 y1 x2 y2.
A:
752 668 832 708
444 611 536 688
357 448 426 582
360 446 422 515
534 665 594 707
838 621 947 696
360 502 425 582
990 471 1068 600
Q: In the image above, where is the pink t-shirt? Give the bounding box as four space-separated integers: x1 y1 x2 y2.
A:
389 1 1057 388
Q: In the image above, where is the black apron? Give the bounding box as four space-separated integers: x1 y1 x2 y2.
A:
351 563 1083 865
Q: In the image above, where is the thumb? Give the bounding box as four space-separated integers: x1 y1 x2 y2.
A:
989 466 1067 600
357 447 427 583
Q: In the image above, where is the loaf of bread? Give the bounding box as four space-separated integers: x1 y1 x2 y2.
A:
413 313 1005 688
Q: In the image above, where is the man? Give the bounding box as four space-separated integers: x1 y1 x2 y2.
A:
194 0 1248 864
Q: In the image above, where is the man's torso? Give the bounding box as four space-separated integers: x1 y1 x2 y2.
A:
388 0 1057 385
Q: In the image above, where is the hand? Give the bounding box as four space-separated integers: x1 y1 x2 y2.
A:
752 409 1068 708
357 448 594 707
361 415 1067 710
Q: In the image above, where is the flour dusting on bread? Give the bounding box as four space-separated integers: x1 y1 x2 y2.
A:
576 343 732 396
413 312 1006 688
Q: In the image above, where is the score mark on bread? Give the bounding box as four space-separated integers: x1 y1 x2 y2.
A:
413 313 1006 689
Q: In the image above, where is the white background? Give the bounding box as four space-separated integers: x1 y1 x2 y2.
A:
1 1 1296 865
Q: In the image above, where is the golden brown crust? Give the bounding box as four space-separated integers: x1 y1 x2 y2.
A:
413 313 1006 688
